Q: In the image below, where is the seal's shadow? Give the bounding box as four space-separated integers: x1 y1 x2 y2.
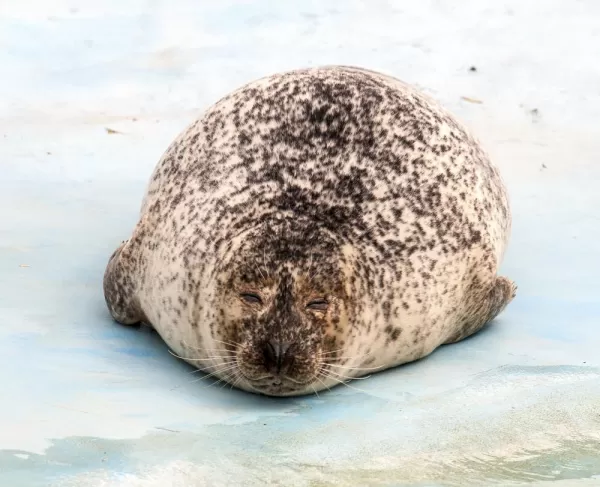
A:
100 307 509 405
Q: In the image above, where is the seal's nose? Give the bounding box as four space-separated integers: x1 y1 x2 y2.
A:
262 340 294 375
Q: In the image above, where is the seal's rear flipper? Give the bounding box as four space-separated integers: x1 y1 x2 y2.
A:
444 276 517 344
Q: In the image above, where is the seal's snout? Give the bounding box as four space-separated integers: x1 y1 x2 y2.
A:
262 340 295 375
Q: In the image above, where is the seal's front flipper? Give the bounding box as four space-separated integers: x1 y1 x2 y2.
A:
103 239 145 325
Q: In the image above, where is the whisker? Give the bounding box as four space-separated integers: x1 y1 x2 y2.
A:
205 362 239 374
211 338 242 348
188 371 229 385
314 374 332 394
210 369 239 389
193 363 238 375
189 363 239 383
184 356 235 362
169 350 236 363
169 356 238 390
305 251 317 285
263 248 269 278
321 368 371 380
255 262 267 280
333 373 372 381
220 361 241 390
179 340 237 355
229 372 244 391
168 350 198 361
180 342 240 359
324 369 372 381
196 374 235 390
220 375 236 389
199 348 237 353
318 372 367 394
204 377 228 389
179 343 197 353
322 362 384 371
320 349 369 356
319 357 370 363
188 360 237 374
320 354 373 362
319 349 357 357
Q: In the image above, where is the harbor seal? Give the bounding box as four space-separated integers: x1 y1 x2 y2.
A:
103 65 516 397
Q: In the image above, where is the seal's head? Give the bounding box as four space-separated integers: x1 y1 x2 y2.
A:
212 219 355 396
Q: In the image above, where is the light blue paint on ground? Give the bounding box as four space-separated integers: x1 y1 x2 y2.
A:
1 0 600 485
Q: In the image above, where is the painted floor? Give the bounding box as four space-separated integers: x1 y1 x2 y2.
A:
1 1 599 485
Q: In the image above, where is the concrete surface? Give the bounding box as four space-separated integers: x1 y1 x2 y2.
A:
1 0 599 485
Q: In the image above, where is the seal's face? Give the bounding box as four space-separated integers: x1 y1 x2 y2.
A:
213 233 352 396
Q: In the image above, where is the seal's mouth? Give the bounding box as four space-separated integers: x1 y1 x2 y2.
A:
230 339 324 395
242 373 318 397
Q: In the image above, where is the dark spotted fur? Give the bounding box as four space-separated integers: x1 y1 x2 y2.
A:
103 66 516 396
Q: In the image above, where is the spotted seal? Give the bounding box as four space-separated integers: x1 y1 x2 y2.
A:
103 65 516 397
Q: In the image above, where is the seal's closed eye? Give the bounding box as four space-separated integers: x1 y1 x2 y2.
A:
241 292 262 304
307 299 328 311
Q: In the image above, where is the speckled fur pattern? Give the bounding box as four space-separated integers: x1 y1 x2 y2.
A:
103 65 516 397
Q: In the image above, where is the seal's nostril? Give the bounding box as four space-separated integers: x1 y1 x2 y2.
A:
263 341 278 370
262 340 294 375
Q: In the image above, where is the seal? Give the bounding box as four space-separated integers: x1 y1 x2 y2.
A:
103 65 516 397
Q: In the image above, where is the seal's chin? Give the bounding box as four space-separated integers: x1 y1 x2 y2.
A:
243 374 317 397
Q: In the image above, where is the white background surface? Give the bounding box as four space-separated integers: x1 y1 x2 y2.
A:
1 1 599 485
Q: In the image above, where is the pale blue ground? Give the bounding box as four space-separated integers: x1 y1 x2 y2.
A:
1 1 599 486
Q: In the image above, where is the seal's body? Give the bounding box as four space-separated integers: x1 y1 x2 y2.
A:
104 66 515 396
